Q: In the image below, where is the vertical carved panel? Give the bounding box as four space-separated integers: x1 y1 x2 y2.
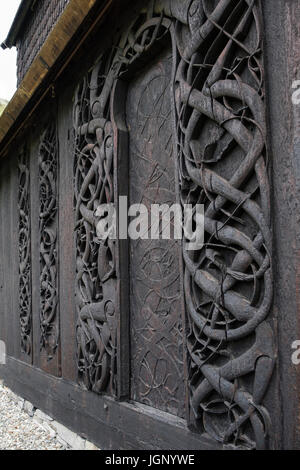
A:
39 123 59 360
18 148 32 356
174 0 274 450
74 54 117 395
127 50 185 417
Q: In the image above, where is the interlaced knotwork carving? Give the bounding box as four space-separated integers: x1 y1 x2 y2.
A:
173 0 274 450
74 52 117 395
18 148 32 356
73 0 275 448
39 123 59 360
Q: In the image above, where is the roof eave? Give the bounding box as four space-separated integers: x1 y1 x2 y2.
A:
1 0 35 49
0 0 113 158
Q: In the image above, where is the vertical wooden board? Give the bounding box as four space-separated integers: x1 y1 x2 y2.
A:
111 80 130 399
3 163 12 357
30 132 41 369
262 0 300 449
1 157 18 359
0 161 7 350
126 49 185 418
9 153 21 361
58 84 77 382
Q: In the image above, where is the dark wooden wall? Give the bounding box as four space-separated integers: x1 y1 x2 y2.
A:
0 0 299 450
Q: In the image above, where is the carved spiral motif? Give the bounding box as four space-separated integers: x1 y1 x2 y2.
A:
39 123 59 360
18 148 32 356
73 0 274 448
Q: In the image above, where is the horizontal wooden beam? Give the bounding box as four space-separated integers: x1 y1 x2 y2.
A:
0 357 218 450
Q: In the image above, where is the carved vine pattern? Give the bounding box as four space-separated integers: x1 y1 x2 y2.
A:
39 123 59 360
73 0 274 449
18 148 32 356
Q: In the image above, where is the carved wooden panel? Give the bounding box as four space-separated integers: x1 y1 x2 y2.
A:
39 122 59 361
74 55 117 395
18 147 32 357
175 0 274 450
73 0 274 449
127 49 185 417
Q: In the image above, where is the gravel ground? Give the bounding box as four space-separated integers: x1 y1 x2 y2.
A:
0 383 66 450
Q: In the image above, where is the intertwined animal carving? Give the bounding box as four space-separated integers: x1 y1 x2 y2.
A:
39 123 59 360
18 148 32 356
73 0 274 449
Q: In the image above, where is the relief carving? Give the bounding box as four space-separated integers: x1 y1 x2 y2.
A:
74 57 117 394
73 0 274 448
39 122 59 360
18 147 32 356
127 50 185 417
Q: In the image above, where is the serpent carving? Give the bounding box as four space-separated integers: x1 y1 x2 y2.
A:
73 0 275 449
74 52 117 395
174 0 274 450
18 147 32 356
39 123 59 360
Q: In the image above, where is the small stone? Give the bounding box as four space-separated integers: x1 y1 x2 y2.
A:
41 422 57 439
34 409 53 422
33 414 42 425
85 441 99 451
56 435 68 448
51 421 85 450
9 392 20 404
24 401 36 417
17 399 24 411
0 383 65 450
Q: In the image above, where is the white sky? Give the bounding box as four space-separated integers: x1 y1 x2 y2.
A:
0 0 21 100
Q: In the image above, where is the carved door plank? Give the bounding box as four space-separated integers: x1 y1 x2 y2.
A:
127 48 185 418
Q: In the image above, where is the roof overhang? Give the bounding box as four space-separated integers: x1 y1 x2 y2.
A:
1 0 36 49
0 0 113 158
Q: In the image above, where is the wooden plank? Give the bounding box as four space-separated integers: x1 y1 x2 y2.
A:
0 161 7 352
0 156 20 360
0 356 219 450
9 152 21 360
112 80 130 399
262 0 300 450
29 131 41 369
57 85 77 382
2 162 14 358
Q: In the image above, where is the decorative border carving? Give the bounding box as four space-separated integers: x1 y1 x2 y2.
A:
18 147 32 356
39 122 59 360
73 0 275 449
